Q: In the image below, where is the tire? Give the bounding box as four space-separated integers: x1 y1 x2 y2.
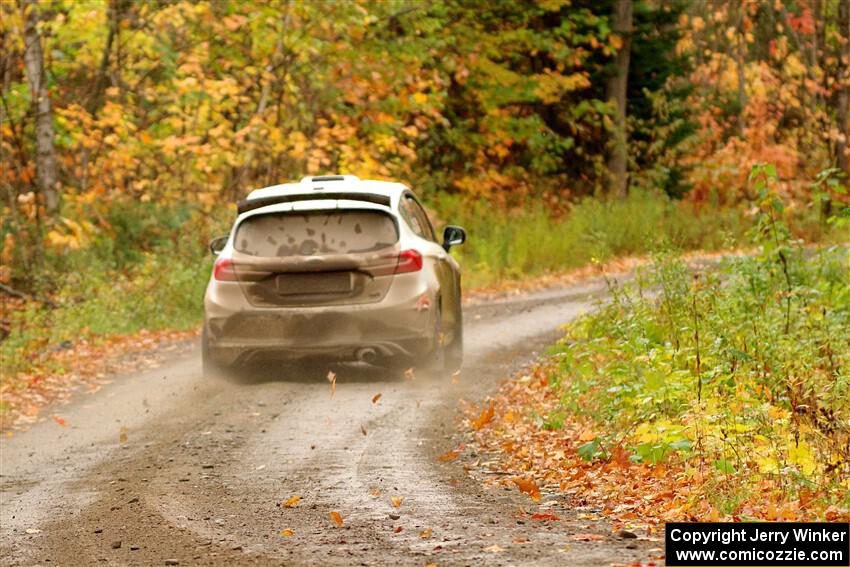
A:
444 312 463 374
420 305 463 375
201 323 227 377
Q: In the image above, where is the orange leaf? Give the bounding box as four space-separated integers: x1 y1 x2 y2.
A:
281 495 301 508
530 513 560 521
419 529 432 538
404 367 415 380
52 415 66 427
472 400 495 430
280 529 294 537
394 526 403 533
512 477 540 502
578 430 597 442
438 449 460 462
329 511 343 527
372 393 382 403
391 496 402 508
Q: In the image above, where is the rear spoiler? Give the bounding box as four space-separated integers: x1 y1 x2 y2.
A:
237 192 391 215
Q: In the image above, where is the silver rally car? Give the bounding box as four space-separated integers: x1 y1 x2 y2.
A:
202 175 466 374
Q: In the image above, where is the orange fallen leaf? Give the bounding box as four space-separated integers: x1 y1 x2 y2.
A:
472 401 495 430
512 477 540 502
327 371 337 398
52 415 66 427
394 526 403 533
372 393 382 403
391 496 402 508
437 449 459 462
329 511 343 527
419 529 432 538
568 534 605 541
579 430 597 442
280 529 294 537
404 367 416 380
370 488 381 497
530 513 560 521
281 495 301 508
513 539 529 543
484 544 505 553
451 370 461 384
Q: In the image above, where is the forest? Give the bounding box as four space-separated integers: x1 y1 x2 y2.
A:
1 0 849 529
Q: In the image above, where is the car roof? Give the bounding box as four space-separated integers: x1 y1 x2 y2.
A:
246 176 410 208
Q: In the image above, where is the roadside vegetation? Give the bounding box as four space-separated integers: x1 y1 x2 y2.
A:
469 166 849 523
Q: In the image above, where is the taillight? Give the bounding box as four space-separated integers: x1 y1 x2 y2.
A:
365 249 423 277
213 257 238 281
394 249 423 274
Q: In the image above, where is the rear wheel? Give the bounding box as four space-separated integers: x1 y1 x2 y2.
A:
202 323 228 377
420 306 463 375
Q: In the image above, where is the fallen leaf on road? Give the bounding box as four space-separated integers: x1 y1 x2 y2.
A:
513 539 529 543
512 477 540 502
372 393 382 404
25 528 41 534
419 529 432 538
568 534 606 542
330 511 343 527
437 449 459 462
451 370 461 384
394 526 403 533
472 401 495 430
484 544 505 553
327 371 337 398
119 427 128 444
530 513 560 521
404 367 416 380
52 415 66 427
370 488 381 497
280 529 294 537
391 496 402 508
281 496 301 508
361 424 367 436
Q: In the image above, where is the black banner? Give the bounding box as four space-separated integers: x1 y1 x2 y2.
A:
665 522 850 566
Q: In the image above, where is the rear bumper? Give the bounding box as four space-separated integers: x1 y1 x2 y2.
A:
203 275 437 365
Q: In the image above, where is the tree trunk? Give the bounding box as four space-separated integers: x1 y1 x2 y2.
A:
20 0 59 215
735 5 748 135
837 0 849 178
605 0 632 199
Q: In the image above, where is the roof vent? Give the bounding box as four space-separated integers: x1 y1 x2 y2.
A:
300 174 359 184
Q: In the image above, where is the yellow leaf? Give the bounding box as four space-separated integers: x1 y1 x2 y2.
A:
280 529 294 537
419 529 432 538
282 495 301 508
391 496 402 508
330 511 343 527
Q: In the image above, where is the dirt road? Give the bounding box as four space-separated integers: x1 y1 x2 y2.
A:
1 277 662 566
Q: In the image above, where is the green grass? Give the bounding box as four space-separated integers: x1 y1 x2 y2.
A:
437 190 755 288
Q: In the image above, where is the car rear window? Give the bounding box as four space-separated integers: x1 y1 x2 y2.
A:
234 210 398 257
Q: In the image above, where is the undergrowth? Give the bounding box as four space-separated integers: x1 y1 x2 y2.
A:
548 166 850 514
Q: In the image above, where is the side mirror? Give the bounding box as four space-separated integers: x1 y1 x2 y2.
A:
209 235 228 255
442 225 466 251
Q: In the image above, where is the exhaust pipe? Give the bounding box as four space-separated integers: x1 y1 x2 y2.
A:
355 347 378 364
